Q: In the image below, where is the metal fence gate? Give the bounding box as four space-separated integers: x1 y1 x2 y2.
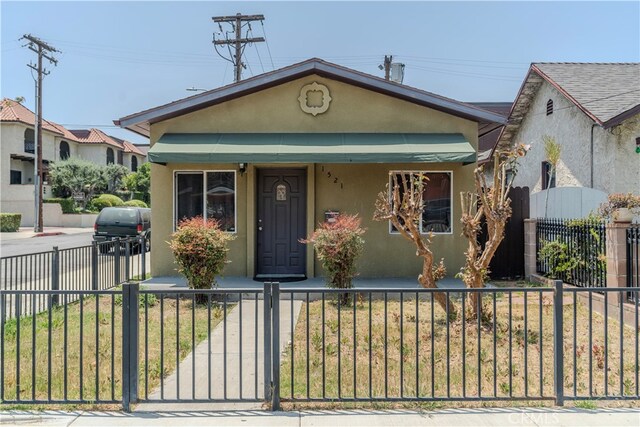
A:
1 282 639 411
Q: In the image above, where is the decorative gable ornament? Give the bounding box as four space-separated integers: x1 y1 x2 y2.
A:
298 82 332 116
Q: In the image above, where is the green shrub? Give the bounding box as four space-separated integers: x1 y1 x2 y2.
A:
123 199 148 208
302 214 366 292
0 213 21 232
538 239 579 280
44 197 75 214
169 217 236 297
88 194 125 211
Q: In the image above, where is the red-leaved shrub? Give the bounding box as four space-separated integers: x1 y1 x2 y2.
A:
302 214 366 290
169 216 235 291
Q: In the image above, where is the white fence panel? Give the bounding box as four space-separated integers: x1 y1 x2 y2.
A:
530 187 607 219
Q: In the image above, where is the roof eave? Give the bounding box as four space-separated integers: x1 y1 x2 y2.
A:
115 59 507 134
602 104 640 129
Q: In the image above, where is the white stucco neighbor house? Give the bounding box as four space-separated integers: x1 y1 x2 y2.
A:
0 98 147 226
484 63 639 218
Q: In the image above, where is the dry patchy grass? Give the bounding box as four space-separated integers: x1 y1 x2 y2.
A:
280 292 639 409
1 292 225 407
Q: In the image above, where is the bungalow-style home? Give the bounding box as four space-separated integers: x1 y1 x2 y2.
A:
115 58 505 280
489 63 640 201
0 98 147 226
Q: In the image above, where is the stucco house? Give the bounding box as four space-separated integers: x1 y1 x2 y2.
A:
488 63 640 201
0 98 147 225
115 58 505 280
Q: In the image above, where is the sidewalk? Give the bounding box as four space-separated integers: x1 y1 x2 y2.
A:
0 226 93 241
1 407 639 426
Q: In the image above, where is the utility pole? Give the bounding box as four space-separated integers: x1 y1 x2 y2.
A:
20 34 60 232
382 55 392 80
212 13 265 82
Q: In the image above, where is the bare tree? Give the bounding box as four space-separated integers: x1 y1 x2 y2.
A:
459 144 530 319
374 172 454 314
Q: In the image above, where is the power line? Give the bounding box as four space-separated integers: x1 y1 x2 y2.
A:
249 25 266 74
260 20 275 70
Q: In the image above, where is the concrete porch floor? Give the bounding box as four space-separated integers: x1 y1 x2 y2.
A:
141 276 473 290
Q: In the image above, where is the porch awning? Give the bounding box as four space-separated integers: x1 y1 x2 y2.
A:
148 133 476 164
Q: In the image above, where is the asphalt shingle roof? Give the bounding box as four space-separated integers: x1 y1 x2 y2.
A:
534 63 640 123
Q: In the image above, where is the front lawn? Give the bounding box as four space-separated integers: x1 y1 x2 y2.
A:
1 292 225 407
280 292 639 409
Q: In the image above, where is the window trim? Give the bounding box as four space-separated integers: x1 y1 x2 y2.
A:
173 169 238 234
387 170 454 236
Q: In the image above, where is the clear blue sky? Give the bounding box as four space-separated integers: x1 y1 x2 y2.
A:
2 1 639 144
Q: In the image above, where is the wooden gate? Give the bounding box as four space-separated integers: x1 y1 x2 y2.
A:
480 186 530 280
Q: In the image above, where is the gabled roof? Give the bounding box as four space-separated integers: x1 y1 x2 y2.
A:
1 98 64 135
496 63 640 152
115 58 507 138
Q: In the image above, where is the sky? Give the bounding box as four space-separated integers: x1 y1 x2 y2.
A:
2 1 639 144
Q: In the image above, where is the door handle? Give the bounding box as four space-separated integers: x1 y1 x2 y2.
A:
258 226 263 231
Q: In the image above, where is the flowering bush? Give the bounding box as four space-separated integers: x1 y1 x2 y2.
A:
302 214 366 291
598 193 640 218
169 217 235 291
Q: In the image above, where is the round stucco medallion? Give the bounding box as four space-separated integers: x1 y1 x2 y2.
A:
298 82 332 116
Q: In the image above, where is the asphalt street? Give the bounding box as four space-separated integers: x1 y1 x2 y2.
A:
0 231 94 257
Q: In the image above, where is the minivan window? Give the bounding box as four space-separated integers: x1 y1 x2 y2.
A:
98 208 138 225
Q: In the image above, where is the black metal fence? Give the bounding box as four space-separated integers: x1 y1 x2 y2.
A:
536 218 606 288
1 236 148 319
629 226 640 303
1 282 638 410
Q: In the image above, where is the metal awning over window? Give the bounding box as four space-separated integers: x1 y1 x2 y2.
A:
148 133 476 164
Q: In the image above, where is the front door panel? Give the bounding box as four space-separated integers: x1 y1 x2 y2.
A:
256 169 306 277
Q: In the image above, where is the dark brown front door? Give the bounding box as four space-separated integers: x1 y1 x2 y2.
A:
256 168 307 278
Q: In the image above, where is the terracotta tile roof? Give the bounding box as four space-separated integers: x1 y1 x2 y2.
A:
68 128 123 149
110 135 145 155
1 98 64 135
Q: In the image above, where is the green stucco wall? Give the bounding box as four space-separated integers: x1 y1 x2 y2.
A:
149 74 478 279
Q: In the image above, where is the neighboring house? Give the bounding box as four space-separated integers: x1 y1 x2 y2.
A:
0 98 147 225
116 58 505 280
489 63 640 196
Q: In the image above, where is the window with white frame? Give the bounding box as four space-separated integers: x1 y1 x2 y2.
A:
174 171 236 232
389 171 452 234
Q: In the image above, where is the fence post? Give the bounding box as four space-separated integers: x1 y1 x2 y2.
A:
125 239 131 282
263 282 272 402
91 241 98 290
553 279 564 406
140 235 146 280
51 246 60 306
606 222 631 305
524 219 537 280
271 282 280 411
114 239 121 287
121 282 140 412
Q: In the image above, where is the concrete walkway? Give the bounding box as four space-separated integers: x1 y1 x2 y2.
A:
135 298 302 411
2 407 639 426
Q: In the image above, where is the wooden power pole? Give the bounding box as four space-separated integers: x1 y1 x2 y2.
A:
212 13 265 82
383 55 392 80
20 34 59 232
